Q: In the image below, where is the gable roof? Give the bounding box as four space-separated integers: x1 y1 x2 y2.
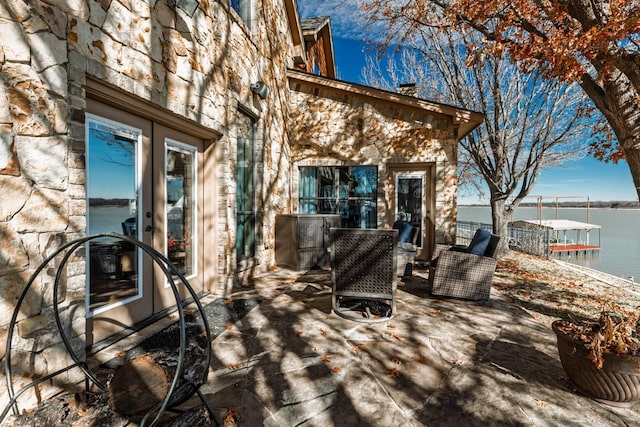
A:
300 16 337 78
300 16 331 33
287 69 484 140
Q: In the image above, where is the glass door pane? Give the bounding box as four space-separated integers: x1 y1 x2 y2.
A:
397 173 424 247
236 113 255 260
86 116 141 313
166 141 197 277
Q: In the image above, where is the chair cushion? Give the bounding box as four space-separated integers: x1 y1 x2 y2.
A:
467 229 492 255
393 220 414 243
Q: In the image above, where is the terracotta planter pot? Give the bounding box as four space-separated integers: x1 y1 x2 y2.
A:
552 320 640 407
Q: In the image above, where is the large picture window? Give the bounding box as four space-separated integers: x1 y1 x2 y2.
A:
299 166 378 228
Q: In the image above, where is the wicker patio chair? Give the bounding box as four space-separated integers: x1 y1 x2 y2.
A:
427 231 501 301
330 228 398 322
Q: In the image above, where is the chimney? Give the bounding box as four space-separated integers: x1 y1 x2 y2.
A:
398 83 418 97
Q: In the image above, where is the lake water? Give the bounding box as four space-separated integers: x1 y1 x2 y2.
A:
88 206 134 235
458 206 640 281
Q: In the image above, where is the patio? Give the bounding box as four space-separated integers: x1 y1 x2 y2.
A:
8 255 640 426
177 259 640 426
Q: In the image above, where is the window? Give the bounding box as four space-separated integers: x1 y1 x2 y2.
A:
86 115 141 312
236 112 255 261
299 166 378 228
166 140 197 277
231 0 251 27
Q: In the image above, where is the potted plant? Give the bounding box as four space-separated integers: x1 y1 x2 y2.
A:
552 307 640 407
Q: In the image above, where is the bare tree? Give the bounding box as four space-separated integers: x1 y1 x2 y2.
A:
362 28 593 252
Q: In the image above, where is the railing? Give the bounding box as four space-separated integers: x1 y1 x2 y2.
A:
457 221 551 258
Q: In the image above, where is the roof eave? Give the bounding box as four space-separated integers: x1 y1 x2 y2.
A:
287 69 484 141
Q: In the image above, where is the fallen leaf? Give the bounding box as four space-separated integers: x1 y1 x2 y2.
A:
296 330 304 336
321 355 331 363
387 368 400 378
223 323 234 330
388 332 403 341
412 353 424 362
387 324 397 329
320 328 329 336
453 359 464 366
115 351 126 358
223 407 240 425
227 363 241 370
224 298 234 305
534 399 548 407
331 366 341 374
352 345 362 353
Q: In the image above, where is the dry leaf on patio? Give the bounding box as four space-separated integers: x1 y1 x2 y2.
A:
223 407 241 425
296 330 304 336
534 399 548 407
387 324 397 330
223 323 234 330
453 359 464 366
115 351 126 358
224 298 234 305
320 328 329 336
387 368 400 378
321 355 331 363
387 332 403 341
352 345 362 353
412 353 424 362
227 363 241 370
331 366 341 374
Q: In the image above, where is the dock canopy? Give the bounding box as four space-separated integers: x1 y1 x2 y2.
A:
511 219 601 232
511 219 601 256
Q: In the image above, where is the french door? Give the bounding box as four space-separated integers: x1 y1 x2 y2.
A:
85 99 204 345
396 172 425 248
391 166 436 260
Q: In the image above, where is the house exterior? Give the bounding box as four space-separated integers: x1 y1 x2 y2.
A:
0 0 482 413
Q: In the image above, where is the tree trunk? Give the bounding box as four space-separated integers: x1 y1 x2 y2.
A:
108 355 171 416
107 342 208 417
490 198 514 256
580 67 640 201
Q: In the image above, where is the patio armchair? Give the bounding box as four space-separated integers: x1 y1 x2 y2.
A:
330 228 398 322
393 219 418 277
427 229 501 301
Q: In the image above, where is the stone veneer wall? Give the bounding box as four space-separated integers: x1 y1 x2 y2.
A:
288 78 459 245
0 0 293 412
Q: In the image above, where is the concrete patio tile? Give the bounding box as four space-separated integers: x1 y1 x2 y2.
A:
189 266 640 426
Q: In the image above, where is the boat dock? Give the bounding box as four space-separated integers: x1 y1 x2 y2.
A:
549 243 600 257
511 218 601 258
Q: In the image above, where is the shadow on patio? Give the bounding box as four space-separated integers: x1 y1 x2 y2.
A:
186 261 640 426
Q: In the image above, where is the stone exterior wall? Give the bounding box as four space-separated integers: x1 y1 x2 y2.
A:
0 0 294 412
288 76 460 245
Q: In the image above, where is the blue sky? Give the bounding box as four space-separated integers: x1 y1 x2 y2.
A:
296 1 638 204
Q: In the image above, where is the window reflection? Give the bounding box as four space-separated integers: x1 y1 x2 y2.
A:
299 166 378 228
166 142 196 276
86 116 140 312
